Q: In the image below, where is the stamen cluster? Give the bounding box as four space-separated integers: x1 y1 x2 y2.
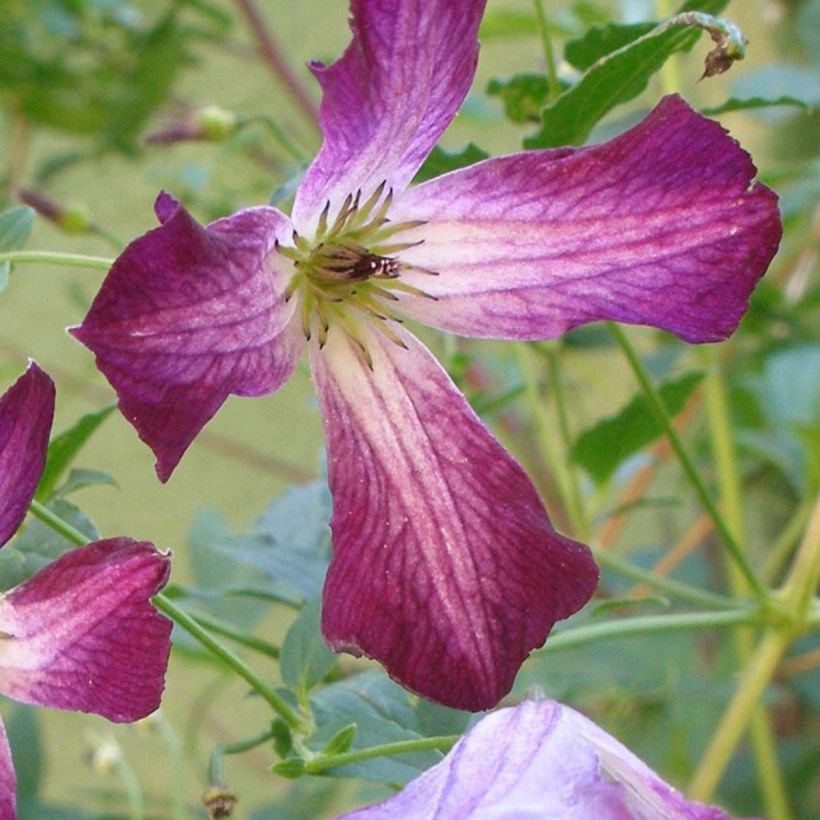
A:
277 182 435 363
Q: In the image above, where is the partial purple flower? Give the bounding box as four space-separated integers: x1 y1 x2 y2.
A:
0 363 53 546
0 364 172 817
71 0 781 710
343 698 735 819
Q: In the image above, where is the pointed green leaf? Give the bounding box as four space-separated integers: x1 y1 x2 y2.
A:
526 1 729 148
36 405 115 501
572 371 704 484
0 206 35 252
414 143 489 184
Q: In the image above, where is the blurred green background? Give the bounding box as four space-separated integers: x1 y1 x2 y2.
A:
0 0 818 817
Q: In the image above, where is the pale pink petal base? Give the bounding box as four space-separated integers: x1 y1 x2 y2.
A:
0 364 55 546
344 699 733 819
72 196 303 481
292 0 486 228
311 327 597 711
392 96 781 344
0 539 171 722
0 720 15 820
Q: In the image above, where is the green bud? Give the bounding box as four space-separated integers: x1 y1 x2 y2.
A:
320 723 358 757
199 106 239 141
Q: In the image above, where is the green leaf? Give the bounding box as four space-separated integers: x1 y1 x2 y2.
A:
0 206 35 288
280 598 337 694
36 405 115 501
310 671 443 785
701 96 811 116
572 371 704 484
54 467 118 497
487 75 554 124
210 480 332 603
0 499 98 590
272 758 306 779
414 143 489 184
0 206 35 251
526 1 729 148
565 22 656 71
6 705 41 802
272 719 293 758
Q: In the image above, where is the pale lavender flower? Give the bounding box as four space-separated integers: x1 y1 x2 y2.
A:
72 0 780 710
343 698 736 819
0 363 172 817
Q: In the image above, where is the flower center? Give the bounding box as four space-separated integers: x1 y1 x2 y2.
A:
278 182 435 364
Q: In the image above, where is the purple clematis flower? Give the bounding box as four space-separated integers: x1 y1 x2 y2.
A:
343 697 736 819
72 0 780 710
0 363 172 818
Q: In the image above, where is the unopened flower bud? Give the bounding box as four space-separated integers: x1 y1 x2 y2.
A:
203 786 238 819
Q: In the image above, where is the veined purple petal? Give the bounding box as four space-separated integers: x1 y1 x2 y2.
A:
391 95 781 343
0 363 55 547
310 327 597 711
0 720 15 820
72 196 303 481
292 0 486 229
344 698 734 819
0 538 171 722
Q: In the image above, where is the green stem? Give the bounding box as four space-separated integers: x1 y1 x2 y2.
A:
594 548 735 610
607 324 767 599
189 610 280 659
764 496 814 585
700 348 791 820
689 494 820 803
543 345 588 538
28 499 88 545
27 500 305 731
209 728 277 787
689 629 792 801
539 607 762 654
0 250 112 269
532 0 562 102
152 596 304 730
515 344 583 534
243 115 310 164
304 735 459 774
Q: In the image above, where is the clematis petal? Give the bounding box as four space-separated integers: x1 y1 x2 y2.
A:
292 0 486 228
0 363 55 547
72 196 303 481
0 538 171 722
310 327 597 711
391 95 781 343
0 720 15 820
344 698 733 819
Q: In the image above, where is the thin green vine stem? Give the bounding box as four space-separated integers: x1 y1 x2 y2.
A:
0 250 113 269
593 548 735 610
537 607 762 655
515 344 583 535
303 735 460 774
700 347 791 820
607 323 767 599
27 500 306 732
689 629 792 801
209 728 277 787
532 0 562 102
188 609 281 659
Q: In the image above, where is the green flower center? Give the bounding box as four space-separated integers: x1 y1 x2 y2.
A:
278 183 435 362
